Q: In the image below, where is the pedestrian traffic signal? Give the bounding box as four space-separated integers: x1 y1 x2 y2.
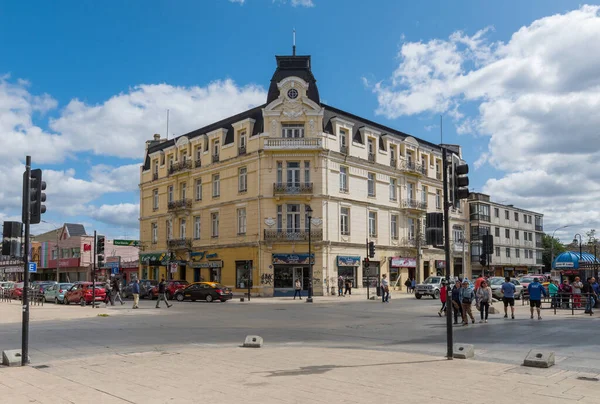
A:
368 241 375 258
479 254 487 266
97 236 105 255
244 261 249 270
451 154 469 208
23 169 47 225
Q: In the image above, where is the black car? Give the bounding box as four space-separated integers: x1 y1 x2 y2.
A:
123 279 158 299
174 282 233 303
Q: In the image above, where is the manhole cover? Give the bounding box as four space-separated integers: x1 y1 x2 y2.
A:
577 377 599 382
32 365 49 369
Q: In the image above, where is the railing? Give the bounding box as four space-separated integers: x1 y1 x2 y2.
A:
195 159 202 168
368 153 375 163
522 293 597 316
168 160 192 175
273 182 313 194
390 158 397 168
168 199 192 211
152 172 158 181
402 237 418 247
264 138 322 149
238 146 247 156
403 161 427 175
212 154 220 163
340 145 348 154
264 229 323 242
470 214 491 222
536 258 543 264
535 225 543 231
168 238 192 249
401 199 427 210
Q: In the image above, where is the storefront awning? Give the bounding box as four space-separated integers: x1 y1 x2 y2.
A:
337 256 361 266
139 252 168 265
553 251 600 270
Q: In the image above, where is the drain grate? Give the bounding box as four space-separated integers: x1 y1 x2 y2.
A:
32 365 50 369
577 376 599 382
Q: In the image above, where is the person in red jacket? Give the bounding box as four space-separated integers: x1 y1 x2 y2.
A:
438 282 448 317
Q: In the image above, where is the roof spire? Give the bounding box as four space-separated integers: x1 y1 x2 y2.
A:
292 28 296 56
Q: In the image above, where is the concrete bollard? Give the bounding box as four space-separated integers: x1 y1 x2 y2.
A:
2 349 29 367
452 343 475 359
243 335 263 348
523 349 555 368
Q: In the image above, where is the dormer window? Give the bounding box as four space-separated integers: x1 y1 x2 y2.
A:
282 124 304 138
213 140 220 156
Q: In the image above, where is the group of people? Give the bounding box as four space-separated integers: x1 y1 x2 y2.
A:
404 278 417 293
548 276 598 314
336 276 354 297
102 277 172 309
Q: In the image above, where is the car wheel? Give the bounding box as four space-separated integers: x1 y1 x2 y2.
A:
220 299 227 303
433 290 440 299
415 294 422 299
176 294 184 302
80 298 86 307
205 294 213 303
55 297 59 305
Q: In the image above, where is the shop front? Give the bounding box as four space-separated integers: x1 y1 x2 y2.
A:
47 258 86 282
190 251 222 283
434 260 446 276
337 256 360 289
390 257 416 287
139 252 168 280
272 253 312 297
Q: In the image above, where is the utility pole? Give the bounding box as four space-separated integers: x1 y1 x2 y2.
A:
366 239 370 300
92 231 96 308
442 147 453 360
21 156 31 366
416 219 422 282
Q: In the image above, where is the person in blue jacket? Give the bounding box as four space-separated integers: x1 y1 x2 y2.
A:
528 278 547 320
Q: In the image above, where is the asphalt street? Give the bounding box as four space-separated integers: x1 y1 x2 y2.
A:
1 295 599 373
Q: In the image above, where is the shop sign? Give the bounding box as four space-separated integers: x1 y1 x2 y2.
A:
1 266 23 273
140 252 168 265
555 261 574 268
391 257 416 268
337 256 361 267
190 260 223 268
272 254 312 265
169 263 178 273
121 261 139 269
435 260 446 269
49 257 81 268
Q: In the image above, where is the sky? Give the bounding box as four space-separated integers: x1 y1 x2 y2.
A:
0 0 598 244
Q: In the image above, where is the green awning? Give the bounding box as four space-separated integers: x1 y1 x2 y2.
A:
139 252 168 265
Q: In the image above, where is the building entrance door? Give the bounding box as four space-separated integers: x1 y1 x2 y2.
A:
293 267 304 290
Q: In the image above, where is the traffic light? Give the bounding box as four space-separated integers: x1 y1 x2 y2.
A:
482 234 494 255
479 254 487 266
97 254 105 268
97 236 105 255
23 169 47 224
451 154 469 208
368 241 375 258
425 212 444 247
243 261 250 270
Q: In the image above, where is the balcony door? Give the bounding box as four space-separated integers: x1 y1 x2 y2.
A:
286 204 301 233
287 162 300 187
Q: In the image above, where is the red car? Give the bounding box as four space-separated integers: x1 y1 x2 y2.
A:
10 282 24 300
64 282 106 306
149 280 189 300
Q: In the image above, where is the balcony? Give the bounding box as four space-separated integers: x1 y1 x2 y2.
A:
167 199 192 212
536 258 543 265
535 225 543 231
168 238 192 250
238 146 247 156
368 153 375 163
390 158 397 168
401 199 427 211
340 145 348 154
402 237 418 247
404 161 427 175
536 241 542 248
152 172 158 181
264 137 322 150
273 182 313 195
168 160 192 175
264 229 323 242
470 214 491 222
195 159 202 168
212 154 220 163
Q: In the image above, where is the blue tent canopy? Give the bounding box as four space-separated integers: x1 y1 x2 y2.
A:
552 251 600 270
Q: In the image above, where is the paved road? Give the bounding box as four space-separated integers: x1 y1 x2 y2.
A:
1 296 598 373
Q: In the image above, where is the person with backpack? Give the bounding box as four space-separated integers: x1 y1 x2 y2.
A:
155 278 172 308
459 281 475 326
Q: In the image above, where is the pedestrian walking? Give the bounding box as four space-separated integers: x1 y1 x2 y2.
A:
501 276 516 319
549 280 559 309
155 278 172 308
344 278 352 295
338 276 344 297
104 281 112 306
112 276 124 305
381 274 390 303
528 277 547 320
438 281 447 316
582 277 597 315
572 277 583 308
404 278 412 294
293 279 302 300
451 280 463 324
410 278 416 294
474 275 485 293
476 280 491 323
131 279 140 309
459 281 475 326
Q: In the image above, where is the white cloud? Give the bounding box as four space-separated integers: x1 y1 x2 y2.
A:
229 0 245 4
89 203 140 228
371 5 600 234
273 0 315 7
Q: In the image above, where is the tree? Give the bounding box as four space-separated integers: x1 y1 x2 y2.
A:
542 233 567 271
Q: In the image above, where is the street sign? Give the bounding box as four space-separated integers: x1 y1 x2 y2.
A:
113 240 140 247
28 262 37 273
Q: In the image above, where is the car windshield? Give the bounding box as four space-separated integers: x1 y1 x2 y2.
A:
520 277 534 283
423 277 441 284
60 284 72 289
489 278 504 286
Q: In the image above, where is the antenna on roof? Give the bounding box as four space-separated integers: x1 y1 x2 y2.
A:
166 109 170 140
440 115 443 144
293 28 296 56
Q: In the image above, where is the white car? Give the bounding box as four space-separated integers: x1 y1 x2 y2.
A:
488 277 524 300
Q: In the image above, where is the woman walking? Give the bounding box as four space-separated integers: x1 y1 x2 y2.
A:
438 281 447 316
293 279 302 300
572 277 583 308
460 281 475 326
451 280 463 324
404 278 412 294
476 280 492 323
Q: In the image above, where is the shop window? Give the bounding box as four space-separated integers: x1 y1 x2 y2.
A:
236 260 253 289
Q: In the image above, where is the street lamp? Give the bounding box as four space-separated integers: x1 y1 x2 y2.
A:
550 225 569 271
306 205 313 303
573 233 583 260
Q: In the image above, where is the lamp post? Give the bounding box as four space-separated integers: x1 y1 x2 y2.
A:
550 225 569 271
573 234 583 261
306 205 313 303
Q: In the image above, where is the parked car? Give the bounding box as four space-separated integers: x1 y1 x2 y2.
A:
0 281 14 291
174 282 233 303
149 280 189 300
64 282 106 306
32 281 57 294
43 283 73 304
123 279 158 299
488 277 524 300
519 275 549 297
10 282 25 299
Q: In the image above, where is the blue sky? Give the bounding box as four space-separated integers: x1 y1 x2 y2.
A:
0 0 597 242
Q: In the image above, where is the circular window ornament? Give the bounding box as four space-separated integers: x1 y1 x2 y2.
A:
287 88 299 99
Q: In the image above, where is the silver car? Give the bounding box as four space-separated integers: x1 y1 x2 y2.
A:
43 283 73 304
415 276 447 299
489 277 523 300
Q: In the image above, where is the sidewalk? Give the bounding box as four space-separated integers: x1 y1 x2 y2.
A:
1 345 598 404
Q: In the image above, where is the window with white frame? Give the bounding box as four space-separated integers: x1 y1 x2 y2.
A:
277 161 283 184
340 129 347 148
195 146 202 163
211 212 219 237
151 223 158 243
516 249 520 258
421 185 427 204
168 186 173 203
239 167 247 192
408 218 415 240
276 205 283 232
212 173 220 197
282 124 304 138
237 208 247 235
181 182 187 200
391 215 398 240
194 216 201 240
496 247 500 257
340 166 348 191
166 219 172 240
407 182 415 201
368 211 377 237
240 131 247 150
436 190 441 209
453 228 464 243
287 162 300 186
340 207 350 235
367 138 375 155
152 189 159 210
213 139 220 157
389 178 397 201
180 218 186 239
287 204 301 232
368 172 376 197
304 161 310 184
195 179 202 201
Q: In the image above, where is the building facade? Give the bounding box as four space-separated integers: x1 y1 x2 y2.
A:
139 52 468 296
468 193 544 277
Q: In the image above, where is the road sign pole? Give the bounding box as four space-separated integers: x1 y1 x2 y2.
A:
442 146 454 360
92 231 96 309
22 155 31 366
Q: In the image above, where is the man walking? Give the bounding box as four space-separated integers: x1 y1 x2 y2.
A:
155 278 172 308
451 280 463 324
381 274 390 303
293 278 302 300
131 279 140 309
582 277 597 315
410 278 416 294
112 276 124 305
528 277 547 320
338 276 344 297
459 281 475 326
501 276 516 319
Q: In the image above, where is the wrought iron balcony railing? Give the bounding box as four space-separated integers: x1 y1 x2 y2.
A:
195 159 202 168
404 161 427 175
152 172 158 181
401 199 427 210
168 160 192 175
368 153 376 163
168 238 192 249
212 154 220 163
167 199 192 211
273 182 313 194
264 229 323 242
238 146 247 156
390 158 397 168
340 145 348 154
